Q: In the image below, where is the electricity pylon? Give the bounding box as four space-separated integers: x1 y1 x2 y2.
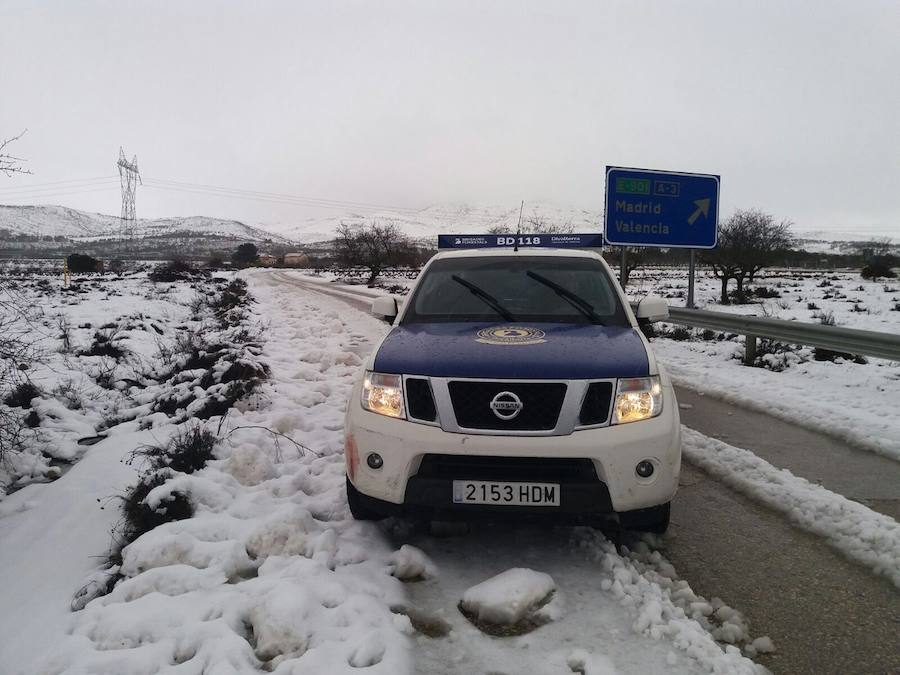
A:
117 147 141 236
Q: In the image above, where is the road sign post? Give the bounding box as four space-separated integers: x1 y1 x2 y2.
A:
604 166 719 305
687 249 696 308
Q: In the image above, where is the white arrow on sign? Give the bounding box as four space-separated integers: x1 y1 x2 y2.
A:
687 198 711 225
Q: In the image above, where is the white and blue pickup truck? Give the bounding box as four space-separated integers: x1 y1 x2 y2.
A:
344 235 681 532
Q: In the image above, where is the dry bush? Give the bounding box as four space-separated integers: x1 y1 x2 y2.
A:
0 282 43 463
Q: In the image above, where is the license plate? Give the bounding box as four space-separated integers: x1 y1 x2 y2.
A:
452 480 560 507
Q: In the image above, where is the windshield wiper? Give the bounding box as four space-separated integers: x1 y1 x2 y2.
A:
526 270 605 325
451 274 515 321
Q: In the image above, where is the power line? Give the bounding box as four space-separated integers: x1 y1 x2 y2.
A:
0 186 121 202
0 175 118 191
0 171 517 226
0 179 119 197
141 178 509 223
143 177 426 214
142 182 427 216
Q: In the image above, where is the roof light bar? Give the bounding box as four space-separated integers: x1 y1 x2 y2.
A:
437 233 604 250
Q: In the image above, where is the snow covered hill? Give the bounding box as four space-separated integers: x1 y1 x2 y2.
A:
263 202 604 244
261 202 896 251
0 205 293 245
0 202 892 253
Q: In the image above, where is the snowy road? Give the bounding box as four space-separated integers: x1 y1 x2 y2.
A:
270 271 900 675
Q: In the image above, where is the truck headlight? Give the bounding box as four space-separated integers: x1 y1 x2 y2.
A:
612 376 662 424
361 372 405 419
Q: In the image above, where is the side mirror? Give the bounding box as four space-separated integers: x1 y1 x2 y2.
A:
635 296 669 322
371 296 398 322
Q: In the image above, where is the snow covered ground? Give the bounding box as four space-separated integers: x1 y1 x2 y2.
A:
0 272 197 496
0 268 784 675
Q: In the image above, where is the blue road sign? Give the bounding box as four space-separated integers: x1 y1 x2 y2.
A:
604 166 720 248
437 233 604 249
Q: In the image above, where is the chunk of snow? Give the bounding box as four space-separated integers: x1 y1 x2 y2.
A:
567 648 620 675
745 636 777 657
348 630 387 667
388 544 435 580
460 568 555 625
222 444 275 485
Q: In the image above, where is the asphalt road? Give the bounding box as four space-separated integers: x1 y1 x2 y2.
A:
269 271 900 675
675 386 900 521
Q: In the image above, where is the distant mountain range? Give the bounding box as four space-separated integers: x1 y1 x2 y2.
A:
0 202 894 256
0 205 293 245
261 203 606 245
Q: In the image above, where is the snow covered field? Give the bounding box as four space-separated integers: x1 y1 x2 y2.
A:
0 272 197 496
0 268 786 675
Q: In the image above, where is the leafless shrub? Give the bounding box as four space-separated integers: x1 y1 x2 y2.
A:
0 281 43 463
83 327 128 359
56 313 73 353
815 311 836 326
188 291 209 318
54 378 84 410
153 334 177 370
88 358 120 390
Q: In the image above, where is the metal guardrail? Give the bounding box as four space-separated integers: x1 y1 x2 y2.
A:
663 307 900 363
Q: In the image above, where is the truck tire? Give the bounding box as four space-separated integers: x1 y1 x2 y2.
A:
346 477 384 521
619 501 670 534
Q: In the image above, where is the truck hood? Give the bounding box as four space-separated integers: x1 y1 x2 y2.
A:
372 322 650 379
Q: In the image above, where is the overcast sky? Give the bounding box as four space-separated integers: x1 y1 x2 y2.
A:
1 0 898 237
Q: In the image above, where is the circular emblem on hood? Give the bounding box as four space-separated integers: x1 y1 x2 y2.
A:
475 326 546 346
490 391 523 420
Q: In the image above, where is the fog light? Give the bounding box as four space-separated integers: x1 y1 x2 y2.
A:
366 452 384 470
635 460 655 478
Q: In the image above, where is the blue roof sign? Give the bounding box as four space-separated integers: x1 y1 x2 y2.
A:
437 233 604 249
604 166 720 249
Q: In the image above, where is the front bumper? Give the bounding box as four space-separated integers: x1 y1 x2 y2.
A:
350 473 614 522
345 379 681 515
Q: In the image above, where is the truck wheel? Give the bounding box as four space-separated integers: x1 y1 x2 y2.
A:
346 477 384 521
619 502 670 534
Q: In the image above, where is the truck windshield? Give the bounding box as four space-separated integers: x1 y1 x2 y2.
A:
403 256 628 325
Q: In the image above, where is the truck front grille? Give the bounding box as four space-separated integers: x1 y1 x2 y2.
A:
447 381 566 431
406 377 437 422
578 381 614 426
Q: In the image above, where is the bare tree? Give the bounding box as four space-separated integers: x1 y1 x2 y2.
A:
522 215 575 235
0 131 38 465
0 130 32 177
487 214 575 236
334 221 416 285
0 285 42 463
620 246 649 287
857 237 897 280
859 237 893 259
702 209 794 304
736 210 794 286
